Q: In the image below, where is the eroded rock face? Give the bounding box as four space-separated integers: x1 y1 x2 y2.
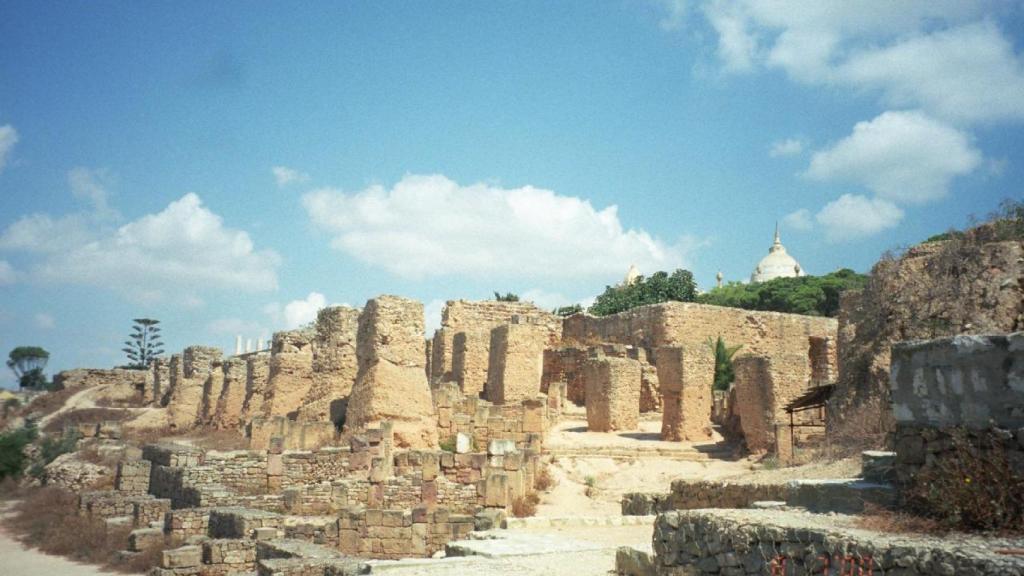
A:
296 306 360 424
344 296 438 449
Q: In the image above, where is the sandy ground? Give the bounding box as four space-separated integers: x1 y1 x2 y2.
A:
0 503 118 576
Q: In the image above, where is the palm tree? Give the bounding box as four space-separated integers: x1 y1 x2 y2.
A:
123 318 165 369
706 336 742 391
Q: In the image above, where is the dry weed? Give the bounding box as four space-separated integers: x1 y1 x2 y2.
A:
510 493 540 517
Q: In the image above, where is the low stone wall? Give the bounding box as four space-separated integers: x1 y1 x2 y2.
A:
338 505 474 559
650 508 1024 575
622 480 789 516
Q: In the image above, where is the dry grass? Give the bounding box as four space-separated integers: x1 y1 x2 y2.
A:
21 387 79 417
854 504 947 536
42 408 133 433
189 428 250 451
534 464 555 491
510 493 540 517
6 486 176 573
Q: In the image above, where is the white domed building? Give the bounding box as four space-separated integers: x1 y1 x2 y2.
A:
750 225 805 283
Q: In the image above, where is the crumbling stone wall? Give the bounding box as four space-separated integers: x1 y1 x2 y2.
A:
296 306 359 424
345 296 439 449
151 357 170 405
339 506 474 559
890 333 1024 491
542 347 588 405
198 361 225 425
484 323 547 405
239 353 271 425
262 329 315 420
212 357 248 429
53 368 148 407
830 233 1024 442
583 356 641 432
167 346 222 429
731 356 776 452
656 345 714 442
451 328 490 397
431 300 562 389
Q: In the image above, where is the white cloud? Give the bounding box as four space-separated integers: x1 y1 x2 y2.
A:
265 292 327 330
0 193 280 301
0 125 17 174
805 110 982 204
303 174 694 281
424 298 445 336
33 312 54 329
272 166 310 188
781 208 813 231
208 317 265 336
0 260 15 285
814 194 903 242
769 138 803 158
68 167 118 218
693 2 1023 125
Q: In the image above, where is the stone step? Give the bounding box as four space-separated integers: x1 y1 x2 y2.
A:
545 447 727 461
502 514 656 529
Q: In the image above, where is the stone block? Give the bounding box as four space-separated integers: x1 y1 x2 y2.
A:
583 356 641 432
162 545 202 569
455 432 472 454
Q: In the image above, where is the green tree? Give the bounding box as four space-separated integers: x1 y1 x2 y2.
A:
588 269 698 316
122 318 165 369
697 269 867 317
706 336 742 391
0 424 37 480
7 346 50 390
493 292 520 302
554 304 583 317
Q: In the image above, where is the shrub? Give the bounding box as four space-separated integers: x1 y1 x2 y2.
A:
583 475 597 498
903 429 1024 532
534 464 555 491
510 493 540 517
0 425 37 480
589 269 697 316
29 429 81 478
439 436 457 453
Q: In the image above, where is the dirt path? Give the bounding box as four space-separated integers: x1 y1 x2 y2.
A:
0 504 118 576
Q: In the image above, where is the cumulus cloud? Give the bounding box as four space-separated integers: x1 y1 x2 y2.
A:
303 174 694 281
814 194 903 242
769 138 803 158
265 292 328 330
0 192 280 301
691 2 1023 125
0 260 15 285
272 166 310 188
781 208 813 231
805 110 982 204
33 313 54 329
0 125 17 174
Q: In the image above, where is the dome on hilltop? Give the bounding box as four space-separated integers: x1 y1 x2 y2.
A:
750 225 805 283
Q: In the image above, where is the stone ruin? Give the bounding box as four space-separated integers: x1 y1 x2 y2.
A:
49 294 862 573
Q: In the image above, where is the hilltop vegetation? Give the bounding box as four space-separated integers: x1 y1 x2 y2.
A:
697 269 868 318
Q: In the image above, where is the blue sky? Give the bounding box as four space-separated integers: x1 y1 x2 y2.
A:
1 1 1023 386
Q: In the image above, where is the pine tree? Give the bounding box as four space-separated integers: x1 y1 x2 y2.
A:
122 318 165 369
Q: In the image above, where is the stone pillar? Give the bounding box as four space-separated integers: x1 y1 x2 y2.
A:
583 356 641 432
344 296 439 449
212 357 248 430
656 346 714 442
484 323 545 405
261 329 315 419
166 346 222 430
239 353 270 426
297 306 360 424
452 329 490 398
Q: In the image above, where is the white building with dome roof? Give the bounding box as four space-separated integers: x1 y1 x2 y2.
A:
750 225 805 283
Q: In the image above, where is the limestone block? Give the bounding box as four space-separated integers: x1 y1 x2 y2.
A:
452 329 491 397
488 439 517 456
455 432 472 454
656 346 714 442
262 329 315 419
484 472 509 507
166 346 222 429
484 323 546 405
162 545 202 569
584 356 641 432
129 527 164 552
297 306 359 423
345 296 438 449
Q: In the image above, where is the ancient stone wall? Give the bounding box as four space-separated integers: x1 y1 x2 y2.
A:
151 357 171 405
53 368 148 406
656 345 714 442
484 323 546 405
583 356 641 432
890 333 1024 491
432 300 562 389
451 328 490 397
296 306 359 424
261 329 315 419
731 356 776 452
830 233 1024 442
433 382 548 454
199 361 225 425
239 353 271 425
345 296 438 449
212 357 248 429
542 347 588 405
166 346 222 429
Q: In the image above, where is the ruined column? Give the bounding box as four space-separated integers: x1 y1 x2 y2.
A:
166 346 222 430
344 295 439 449
656 346 714 442
297 306 359 424
261 329 315 419
451 329 490 398
583 356 641 432
239 353 270 426
484 323 546 405
429 327 456 386
212 357 248 430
